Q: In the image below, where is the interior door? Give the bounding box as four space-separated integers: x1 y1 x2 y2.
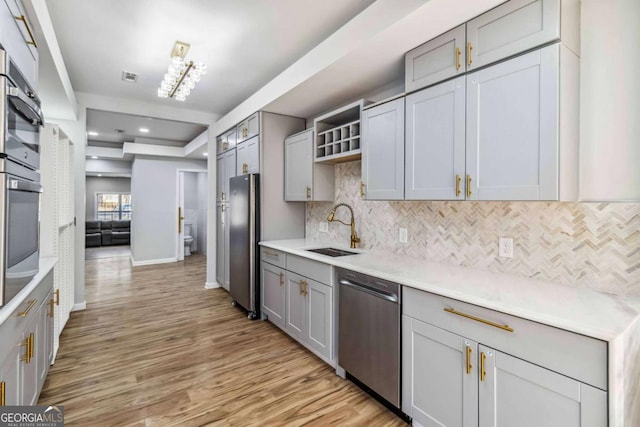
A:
177 172 185 261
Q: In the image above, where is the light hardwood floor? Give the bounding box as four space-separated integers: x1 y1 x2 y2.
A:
39 254 407 426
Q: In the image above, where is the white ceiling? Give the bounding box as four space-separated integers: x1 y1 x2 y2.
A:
86 109 207 145
46 0 376 116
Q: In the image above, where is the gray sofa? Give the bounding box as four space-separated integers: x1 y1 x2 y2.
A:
85 220 131 247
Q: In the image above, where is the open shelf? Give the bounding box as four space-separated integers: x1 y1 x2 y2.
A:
314 100 368 163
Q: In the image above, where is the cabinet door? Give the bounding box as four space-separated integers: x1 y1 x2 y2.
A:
216 155 225 201
361 98 405 200
0 0 38 89
478 346 607 427
466 45 559 200
37 296 52 389
405 24 466 92
305 279 332 360
223 150 237 195
261 262 286 330
467 0 560 70
215 204 225 287
0 339 21 405
223 207 231 292
247 113 259 139
285 272 305 341
402 316 478 427
236 120 248 143
21 318 38 405
224 128 237 151
236 137 259 175
284 130 313 201
406 76 466 200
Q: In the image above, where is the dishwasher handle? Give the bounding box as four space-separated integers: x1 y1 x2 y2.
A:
339 279 399 303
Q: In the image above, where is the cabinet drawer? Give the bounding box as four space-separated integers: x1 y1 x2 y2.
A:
403 287 607 390
260 247 285 268
405 24 466 92
286 254 332 285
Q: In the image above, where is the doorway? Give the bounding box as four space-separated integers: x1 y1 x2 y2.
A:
177 170 208 261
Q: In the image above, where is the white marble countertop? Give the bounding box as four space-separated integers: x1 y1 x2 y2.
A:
260 239 640 342
0 257 58 324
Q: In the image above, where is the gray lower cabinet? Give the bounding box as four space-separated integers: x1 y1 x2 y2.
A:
402 286 607 427
260 262 285 330
361 97 405 200
260 249 334 365
0 270 54 407
405 76 466 200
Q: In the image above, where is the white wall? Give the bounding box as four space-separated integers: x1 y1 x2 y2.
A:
130 156 207 264
197 172 208 255
85 177 131 220
85 158 132 175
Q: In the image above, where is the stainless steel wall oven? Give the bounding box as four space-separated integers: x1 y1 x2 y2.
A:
0 45 43 306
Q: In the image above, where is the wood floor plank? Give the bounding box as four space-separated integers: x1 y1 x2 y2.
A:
39 253 407 426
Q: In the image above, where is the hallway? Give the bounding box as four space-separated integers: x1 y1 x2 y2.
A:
38 254 405 426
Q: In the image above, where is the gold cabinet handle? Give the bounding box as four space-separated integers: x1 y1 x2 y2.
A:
48 299 55 318
299 280 308 296
467 42 473 66
455 174 461 197
264 250 279 257
444 307 514 332
480 352 487 382
222 141 229 151
242 162 248 174
221 191 225 201
1 381 5 406
15 15 37 47
306 186 311 200
21 337 30 363
466 345 472 374
29 333 34 362
466 175 472 198
55 289 60 306
279 272 284 286
17 299 37 317
455 47 462 70
178 207 184 234
360 181 366 198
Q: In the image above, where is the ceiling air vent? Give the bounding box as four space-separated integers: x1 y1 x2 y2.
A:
115 129 126 134
121 71 138 83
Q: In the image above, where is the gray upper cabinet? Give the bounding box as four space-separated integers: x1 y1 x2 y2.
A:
466 44 560 201
466 0 562 70
236 135 259 175
236 112 260 143
284 129 334 202
216 127 237 155
405 76 466 200
478 346 607 427
405 24 466 93
361 98 405 200
0 0 38 89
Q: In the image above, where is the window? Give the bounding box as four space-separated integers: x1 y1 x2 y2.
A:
96 193 132 221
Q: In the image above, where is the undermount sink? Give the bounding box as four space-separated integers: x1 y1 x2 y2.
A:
306 247 359 257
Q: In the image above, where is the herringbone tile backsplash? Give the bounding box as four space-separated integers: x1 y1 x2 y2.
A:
306 161 640 296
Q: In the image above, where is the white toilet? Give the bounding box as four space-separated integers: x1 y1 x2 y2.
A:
184 223 194 256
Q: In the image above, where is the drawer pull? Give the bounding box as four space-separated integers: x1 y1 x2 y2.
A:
455 174 461 197
444 307 514 333
465 345 472 374
455 47 462 71
264 250 279 257
467 42 473 66
15 15 38 48
279 272 284 286
17 299 37 317
480 352 487 381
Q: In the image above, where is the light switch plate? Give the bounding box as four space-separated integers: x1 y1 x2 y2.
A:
319 222 329 233
499 237 514 258
399 228 408 243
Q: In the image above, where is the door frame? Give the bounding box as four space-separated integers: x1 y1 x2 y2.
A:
175 169 208 261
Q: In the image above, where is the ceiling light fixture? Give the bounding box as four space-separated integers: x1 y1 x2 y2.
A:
203 152 208 156
97 174 102 177
139 127 149 133
88 131 99 136
91 156 98 159
158 41 207 102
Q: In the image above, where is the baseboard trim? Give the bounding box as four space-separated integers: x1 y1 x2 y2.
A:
72 302 87 311
130 257 177 267
204 282 221 289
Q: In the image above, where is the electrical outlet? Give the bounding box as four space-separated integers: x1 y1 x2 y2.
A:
399 228 408 244
319 222 329 233
499 237 514 258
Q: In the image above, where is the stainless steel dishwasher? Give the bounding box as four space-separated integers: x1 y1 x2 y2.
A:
337 268 401 408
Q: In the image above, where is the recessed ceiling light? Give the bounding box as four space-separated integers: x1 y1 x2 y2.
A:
97 174 102 177
139 128 150 133
203 152 208 156
88 131 99 136
91 156 98 159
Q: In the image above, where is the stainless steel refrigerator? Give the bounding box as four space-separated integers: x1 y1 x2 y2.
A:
229 174 260 319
